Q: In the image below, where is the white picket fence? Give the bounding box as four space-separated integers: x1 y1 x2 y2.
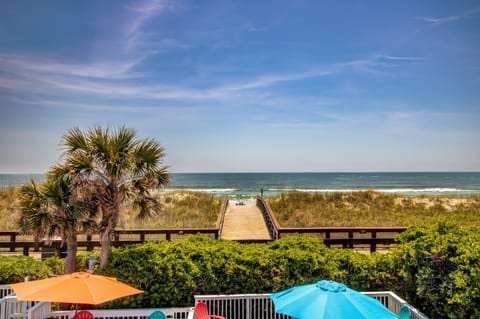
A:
0 285 429 319
194 292 429 319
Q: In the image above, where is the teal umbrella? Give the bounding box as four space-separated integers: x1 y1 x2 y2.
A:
271 280 398 319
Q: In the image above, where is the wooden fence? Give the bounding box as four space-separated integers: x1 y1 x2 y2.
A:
0 226 406 257
256 196 406 252
0 196 407 256
0 228 219 257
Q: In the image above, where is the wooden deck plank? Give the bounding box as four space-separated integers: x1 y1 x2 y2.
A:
220 204 272 240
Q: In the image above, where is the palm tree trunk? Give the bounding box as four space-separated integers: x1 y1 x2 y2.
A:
99 222 113 269
64 233 78 274
99 196 120 269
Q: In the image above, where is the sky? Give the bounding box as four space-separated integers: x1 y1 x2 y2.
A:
0 0 479 173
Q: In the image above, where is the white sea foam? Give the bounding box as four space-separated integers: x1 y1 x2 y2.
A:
296 188 360 193
183 188 237 193
380 188 463 193
294 188 470 194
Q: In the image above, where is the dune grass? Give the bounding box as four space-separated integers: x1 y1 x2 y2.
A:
267 191 480 227
0 187 20 230
0 188 223 230
119 191 223 228
2 187 480 230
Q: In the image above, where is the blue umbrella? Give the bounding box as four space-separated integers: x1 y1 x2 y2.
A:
271 280 398 319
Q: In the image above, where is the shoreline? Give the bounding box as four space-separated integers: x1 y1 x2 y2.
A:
2 172 480 196
163 187 480 200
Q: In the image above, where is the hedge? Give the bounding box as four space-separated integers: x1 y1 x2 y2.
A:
1 222 479 319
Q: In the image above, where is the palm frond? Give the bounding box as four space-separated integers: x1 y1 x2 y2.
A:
133 195 161 220
62 127 88 153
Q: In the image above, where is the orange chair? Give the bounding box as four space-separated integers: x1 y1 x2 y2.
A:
75 310 93 319
194 302 226 319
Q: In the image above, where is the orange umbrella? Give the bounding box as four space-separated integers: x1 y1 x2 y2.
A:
9 272 143 305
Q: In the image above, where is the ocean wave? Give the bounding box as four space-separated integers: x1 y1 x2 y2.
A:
295 189 359 193
167 187 237 193
380 188 465 193
294 188 477 194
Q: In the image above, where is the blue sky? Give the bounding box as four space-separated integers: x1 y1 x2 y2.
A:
0 0 479 173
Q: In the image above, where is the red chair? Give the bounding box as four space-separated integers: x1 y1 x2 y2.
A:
75 310 93 319
194 302 226 319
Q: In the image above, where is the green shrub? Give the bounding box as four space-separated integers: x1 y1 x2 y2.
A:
98 234 402 308
0 255 51 284
3 222 477 319
394 222 480 319
42 256 65 276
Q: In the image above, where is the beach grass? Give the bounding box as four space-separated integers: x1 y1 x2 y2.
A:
0 187 20 230
267 191 480 227
1 187 480 230
118 190 223 228
0 188 223 230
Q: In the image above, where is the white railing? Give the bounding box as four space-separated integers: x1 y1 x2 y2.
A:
0 295 37 319
1 291 429 319
46 308 192 319
0 293 192 319
194 292 429 319
27 301 51 319
0 286 13 300
195 294 289 319
364 291 428 319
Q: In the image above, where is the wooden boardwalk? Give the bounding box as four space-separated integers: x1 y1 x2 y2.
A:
220 203 272 240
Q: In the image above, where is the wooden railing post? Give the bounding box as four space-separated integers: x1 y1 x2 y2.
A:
256 196 280 240
86 234 93 251
10 233 16 252
348 231 354 248
216 196 229 239
325 230 331 248
371 231 377 253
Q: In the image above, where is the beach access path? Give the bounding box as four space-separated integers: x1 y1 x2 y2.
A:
220 202 272 240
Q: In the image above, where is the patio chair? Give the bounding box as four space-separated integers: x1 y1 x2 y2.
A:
194 302 226 319
150 310 167 319
398 305 411 319
75 310 93 319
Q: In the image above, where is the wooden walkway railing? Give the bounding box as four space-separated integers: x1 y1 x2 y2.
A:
256 195 406 252
216 196 229 238
0 228 219 257
277 227 407 253
0 225 406 256
0 196 408 256
256 196 280 239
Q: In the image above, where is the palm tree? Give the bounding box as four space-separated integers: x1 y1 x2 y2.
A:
18 176 97 274
50 126 170 268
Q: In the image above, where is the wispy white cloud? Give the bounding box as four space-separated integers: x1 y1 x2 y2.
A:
124 0 182 51
417 6 480 24
125 0 178 38
8 96 156 113
215 69 334 92
0 52 424 105
419 15 469 24
268 121 330 129
214 54 422 93
0 54 146 79
375 54 425 62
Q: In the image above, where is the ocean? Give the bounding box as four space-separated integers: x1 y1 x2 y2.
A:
2 172 480 199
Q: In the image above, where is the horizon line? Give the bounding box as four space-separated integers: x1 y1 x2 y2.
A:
2 170 479 175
